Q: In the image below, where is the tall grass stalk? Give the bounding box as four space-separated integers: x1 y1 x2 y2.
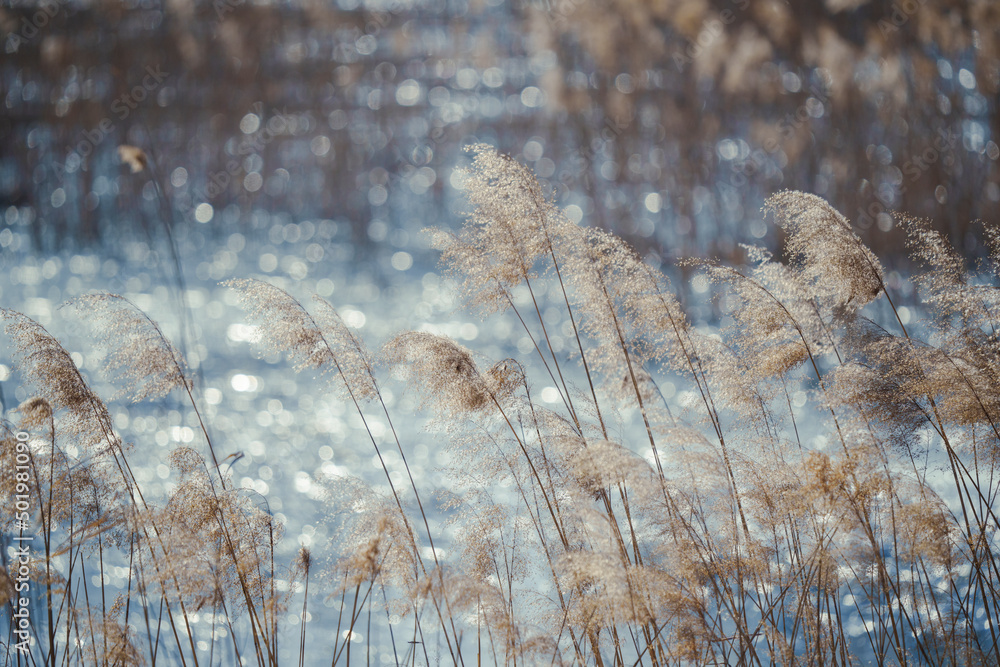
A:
3 148 1000 665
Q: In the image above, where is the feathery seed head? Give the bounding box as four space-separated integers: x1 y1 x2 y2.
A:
225 279 378 400
225 279 334 371
16 396 52 429
899 214 996 330
427 144 572 316
383 331 493 415
554 436 657 500
2 309 120 456
67 293 191 402
323 476 419 591
765 191 884 309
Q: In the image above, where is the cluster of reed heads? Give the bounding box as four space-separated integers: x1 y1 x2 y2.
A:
3 146 1000 665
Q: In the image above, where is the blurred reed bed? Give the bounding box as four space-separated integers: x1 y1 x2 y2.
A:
3 146 1000 665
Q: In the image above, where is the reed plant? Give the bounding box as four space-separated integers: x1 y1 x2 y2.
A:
3 146 1000 665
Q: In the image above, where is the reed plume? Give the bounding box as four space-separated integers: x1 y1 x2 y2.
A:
224 278 379 400
5 149 1000 666
66 293 191 402
2 309 120 457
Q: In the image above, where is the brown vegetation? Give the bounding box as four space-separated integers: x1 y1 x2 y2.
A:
4 147 1000 664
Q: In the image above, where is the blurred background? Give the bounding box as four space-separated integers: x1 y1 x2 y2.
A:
0 3 997 656
1 0 997 272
